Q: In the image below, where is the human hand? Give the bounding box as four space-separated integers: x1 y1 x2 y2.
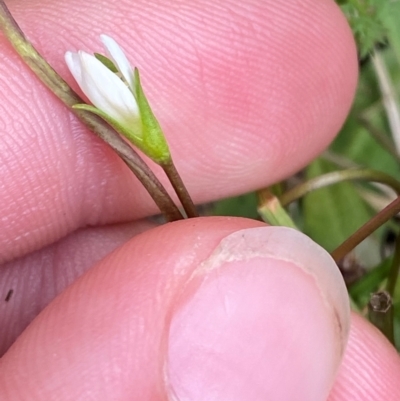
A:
0 0 399 399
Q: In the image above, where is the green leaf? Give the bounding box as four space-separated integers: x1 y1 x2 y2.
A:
338 0 388 57
377 1 400 67
303 158 376 252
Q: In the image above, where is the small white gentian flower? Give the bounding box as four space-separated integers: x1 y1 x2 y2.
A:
65 35 170 164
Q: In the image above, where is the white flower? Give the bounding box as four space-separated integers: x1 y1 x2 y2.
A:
65 35 141 136
65 35 170 164
100 34 135 89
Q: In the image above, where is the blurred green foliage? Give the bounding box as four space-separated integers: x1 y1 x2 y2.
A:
338 0 388 58
303 158 375 253
211 0 400 348
211 192 259 219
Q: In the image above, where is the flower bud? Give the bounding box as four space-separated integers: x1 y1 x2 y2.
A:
65 35 170 164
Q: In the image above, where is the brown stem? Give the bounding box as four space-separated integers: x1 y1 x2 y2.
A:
161 160 198 218
386 233 400 297
0 0 183 222
331 195 400 262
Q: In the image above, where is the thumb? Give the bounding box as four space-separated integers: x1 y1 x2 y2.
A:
166 222 349 401
0 218 349 401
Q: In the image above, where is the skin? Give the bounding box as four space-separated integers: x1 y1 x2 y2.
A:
0 0 400 399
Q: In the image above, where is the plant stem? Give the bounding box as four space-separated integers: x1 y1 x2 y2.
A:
280 168 400 207
358 116 400 161
161 160 198 218
386 233 400 297
257 188 298 229
331 195 400 262
322 150 359 169
368 291 395 345
0 0 183 222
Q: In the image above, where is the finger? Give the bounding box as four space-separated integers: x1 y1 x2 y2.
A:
0 219 154 356
329 313 400 401
0 0 358 261
0 218 350 400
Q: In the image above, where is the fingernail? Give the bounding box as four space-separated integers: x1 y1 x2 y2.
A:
165 226 350 401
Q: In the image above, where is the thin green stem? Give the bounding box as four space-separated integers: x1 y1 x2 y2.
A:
368 291 395 345
322 150 359 169
386 233 400 297
280 168 400 207
331 195 400 262
0 0 183 222
161 160 198 218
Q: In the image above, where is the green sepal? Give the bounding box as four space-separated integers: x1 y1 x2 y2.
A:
72 69 171 165
73 103 169 164
94 53 118 73
72 103 143 146
133 68 171 164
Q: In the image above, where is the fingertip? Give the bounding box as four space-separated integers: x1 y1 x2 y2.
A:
329 313 400 401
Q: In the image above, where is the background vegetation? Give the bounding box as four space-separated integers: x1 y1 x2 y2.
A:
211 0 400 348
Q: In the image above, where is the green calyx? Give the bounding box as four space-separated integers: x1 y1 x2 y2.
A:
72 102 140 144
73 63 171 165
133 68 171 164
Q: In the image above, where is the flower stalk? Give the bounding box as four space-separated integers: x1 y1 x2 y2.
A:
161 160 198 218
0 0 184 221
331 195 400 262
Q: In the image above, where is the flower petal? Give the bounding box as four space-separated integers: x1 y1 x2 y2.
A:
77 51 141 132
100 34 135 90
65 51 83 85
